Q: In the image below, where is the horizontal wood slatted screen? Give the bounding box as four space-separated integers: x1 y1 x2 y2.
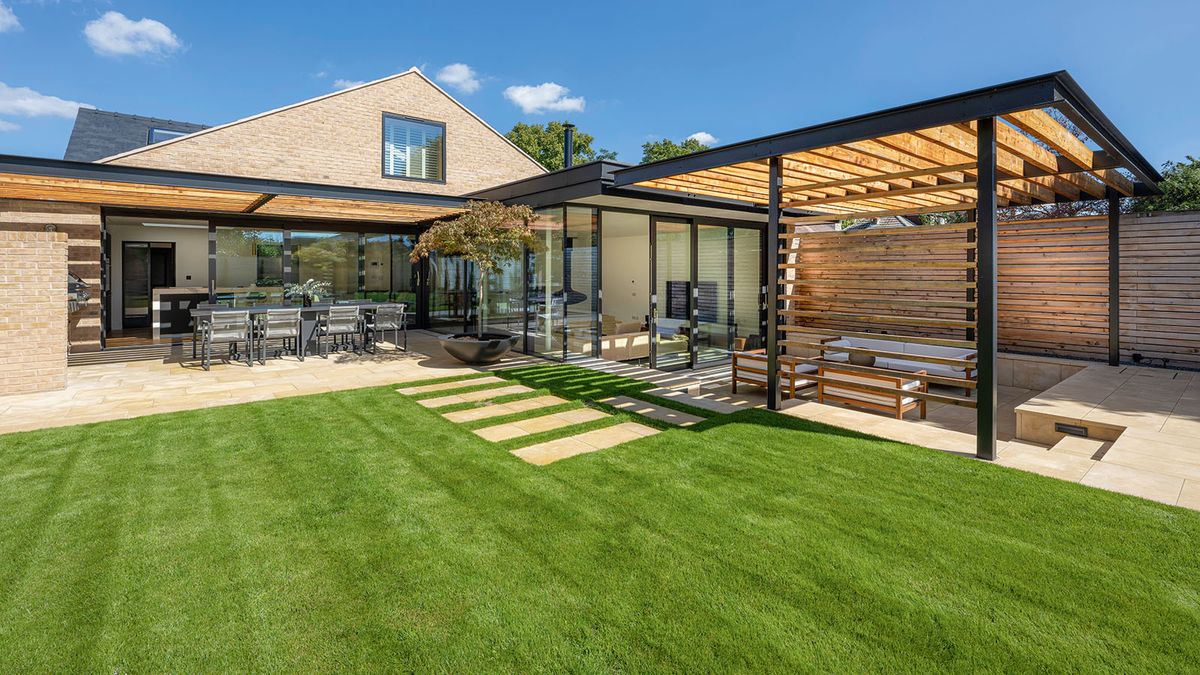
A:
785 211 1200 372
779 221 978 408
1118 211 1200 369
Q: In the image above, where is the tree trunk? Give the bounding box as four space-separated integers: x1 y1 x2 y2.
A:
477 272 487 339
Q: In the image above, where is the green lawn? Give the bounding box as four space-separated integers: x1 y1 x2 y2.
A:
1 365 1198 671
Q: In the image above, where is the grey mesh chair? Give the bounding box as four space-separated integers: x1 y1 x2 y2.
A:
316 305 361 357
255 308 304 364
201 310 253 371
366 303 408 353
192 302 231 359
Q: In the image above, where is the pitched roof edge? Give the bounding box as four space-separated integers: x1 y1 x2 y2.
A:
96 68 547 175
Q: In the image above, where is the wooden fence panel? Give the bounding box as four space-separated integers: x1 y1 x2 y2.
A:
786 211 1200 370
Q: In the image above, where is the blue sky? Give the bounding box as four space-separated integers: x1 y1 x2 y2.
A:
1 0 1197 168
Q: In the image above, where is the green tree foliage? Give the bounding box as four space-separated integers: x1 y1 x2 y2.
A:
505 122 617 171
640 137 709 163
1136 156 1200 212
411 201 541 337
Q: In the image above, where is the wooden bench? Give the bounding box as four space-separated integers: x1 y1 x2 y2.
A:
731 350 816 399
817 365 928 420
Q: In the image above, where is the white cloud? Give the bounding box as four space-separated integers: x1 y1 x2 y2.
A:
332 79 367 91
84 11 181 57
0 82 92 118
0 119 19 132
0 2 20 32
687 131 718 146
504 82 585 114
435 63 480 94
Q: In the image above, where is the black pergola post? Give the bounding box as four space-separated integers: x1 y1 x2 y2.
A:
975 118 998 461
1107 187 1121 366
766 156 782 410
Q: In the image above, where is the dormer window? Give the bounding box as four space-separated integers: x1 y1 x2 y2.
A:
148 127 186 144
382 114 445 182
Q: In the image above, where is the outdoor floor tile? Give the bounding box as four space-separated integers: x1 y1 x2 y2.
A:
474 408 608 442
396 376 503 395
997 446 1096 482
1178 481 1200 510
512 438 597 465
1080 462 1185 505
600 395 705 426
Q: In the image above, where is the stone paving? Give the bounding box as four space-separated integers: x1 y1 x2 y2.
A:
393 375 659 465
599 396 705 427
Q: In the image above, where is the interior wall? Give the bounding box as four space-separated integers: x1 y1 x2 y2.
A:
107 219 209 331
600 212 649 328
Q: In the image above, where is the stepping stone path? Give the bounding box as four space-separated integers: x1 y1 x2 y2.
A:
600 396 705 426
416 385 533 409
443 395 568 423
396 377 660 465
513 423 660 466
396 376 504 395
474 408 608 442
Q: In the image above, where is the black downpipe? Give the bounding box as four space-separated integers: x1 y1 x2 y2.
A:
563 124 575 169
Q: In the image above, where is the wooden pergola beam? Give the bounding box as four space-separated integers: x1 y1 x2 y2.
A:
779 162 975 195
781 181 977 209
780 202 977 224
1003 109 1134 196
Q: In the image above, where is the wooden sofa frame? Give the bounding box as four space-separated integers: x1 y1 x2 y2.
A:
817 365 928 420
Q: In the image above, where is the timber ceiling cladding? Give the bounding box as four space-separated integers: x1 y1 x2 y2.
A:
0 155 466 224
612 71 1161 221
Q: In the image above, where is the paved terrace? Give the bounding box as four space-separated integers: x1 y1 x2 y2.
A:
0 332 1196 510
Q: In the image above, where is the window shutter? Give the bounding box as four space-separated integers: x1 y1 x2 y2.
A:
383 116 444 180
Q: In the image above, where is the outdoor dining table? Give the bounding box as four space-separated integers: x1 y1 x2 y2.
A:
189 301 394 357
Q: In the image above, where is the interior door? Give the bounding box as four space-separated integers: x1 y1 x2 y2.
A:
121 242 175 329
651 217 693 370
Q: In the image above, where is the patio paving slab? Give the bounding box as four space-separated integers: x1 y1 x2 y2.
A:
1178 481 1200 510
1080 462 1185 505
474 408 608 442
997 445 1096 482
512 422 660 465
441 396 568 423
417 385 533 409
599 396 705 426
396 376 504 395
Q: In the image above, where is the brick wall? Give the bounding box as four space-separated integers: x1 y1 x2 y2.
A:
104 70 545 195
0 231 68 395
0 199 102 353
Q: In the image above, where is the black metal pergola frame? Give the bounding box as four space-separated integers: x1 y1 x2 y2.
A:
609 71 1163 460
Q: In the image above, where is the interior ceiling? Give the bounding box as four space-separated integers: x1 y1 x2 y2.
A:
632 106 1136 218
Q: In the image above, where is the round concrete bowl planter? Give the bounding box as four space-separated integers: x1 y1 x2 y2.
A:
438 333 519 364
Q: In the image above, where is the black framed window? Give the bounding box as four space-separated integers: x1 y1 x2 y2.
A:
382 114 445 182
148 128 187 144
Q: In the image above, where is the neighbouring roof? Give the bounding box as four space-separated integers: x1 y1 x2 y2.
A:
842 215 918 230
64 108 209 162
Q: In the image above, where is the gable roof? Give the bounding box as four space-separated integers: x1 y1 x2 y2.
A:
97 68 543 171
64 108 208 162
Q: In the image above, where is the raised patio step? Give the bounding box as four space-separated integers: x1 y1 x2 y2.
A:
1049 436 1110 460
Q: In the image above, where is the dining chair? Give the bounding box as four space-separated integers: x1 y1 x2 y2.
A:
365 303 407 353
255 308 304 364
192 301 231 359
201 310 253 371
316 305 361 357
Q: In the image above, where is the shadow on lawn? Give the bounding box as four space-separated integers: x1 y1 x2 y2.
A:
498 363 893 446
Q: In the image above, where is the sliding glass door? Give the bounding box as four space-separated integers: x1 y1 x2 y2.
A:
652 217 692 370
696 224 764 366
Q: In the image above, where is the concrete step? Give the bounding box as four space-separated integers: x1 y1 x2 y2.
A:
1049 435 1110 459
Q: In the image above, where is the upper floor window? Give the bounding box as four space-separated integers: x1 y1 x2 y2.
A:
148 127 187 144
382 114 445 182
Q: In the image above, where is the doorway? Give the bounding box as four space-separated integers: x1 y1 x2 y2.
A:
121 241 175 329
